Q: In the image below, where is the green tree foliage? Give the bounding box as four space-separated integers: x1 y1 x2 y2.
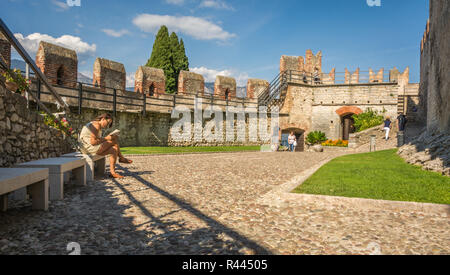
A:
146 26 189 94
306 131 327 145
352 108 386 132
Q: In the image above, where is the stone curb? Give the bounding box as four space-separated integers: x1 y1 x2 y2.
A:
123 150 273 157
258 156 450 216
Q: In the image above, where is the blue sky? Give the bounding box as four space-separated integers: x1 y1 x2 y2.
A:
2 0 429 86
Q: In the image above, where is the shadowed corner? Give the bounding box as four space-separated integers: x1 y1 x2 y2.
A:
112 164 272 255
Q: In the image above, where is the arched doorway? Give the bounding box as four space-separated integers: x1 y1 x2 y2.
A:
341 114 355 140
281 128 305 152
335 106 362 141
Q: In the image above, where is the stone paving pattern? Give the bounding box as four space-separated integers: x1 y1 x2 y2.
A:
0 149 448 255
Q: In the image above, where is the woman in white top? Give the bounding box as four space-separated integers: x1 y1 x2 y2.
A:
79 113 132 179
288 131 297 152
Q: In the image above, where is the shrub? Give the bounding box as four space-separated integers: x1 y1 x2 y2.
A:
306 131 327 145
40 112 76 138
2 69 31 94
352 108 385 132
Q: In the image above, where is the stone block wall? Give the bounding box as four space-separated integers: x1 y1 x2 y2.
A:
214 75 236 99
64 108 171 148
168 108 274 147
279 83 399 141
178 70 204 95
93 58 126 92
36 41 77 88
246 79 269 99
0 85 72 167
0 33 11 72
419 0 450 133
280 50 322 74
134 66 166 97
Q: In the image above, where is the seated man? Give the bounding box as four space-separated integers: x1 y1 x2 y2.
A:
79 113 132 179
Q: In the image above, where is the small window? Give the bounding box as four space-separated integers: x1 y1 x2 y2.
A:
149 83 155 96
225 88 230 100
57 66 64 86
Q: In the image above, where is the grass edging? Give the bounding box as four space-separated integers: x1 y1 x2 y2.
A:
257 152 449 215
293 149 450 205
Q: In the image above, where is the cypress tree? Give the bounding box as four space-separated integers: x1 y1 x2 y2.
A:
168 32 180 93
146 26 189 94
178 39 189 72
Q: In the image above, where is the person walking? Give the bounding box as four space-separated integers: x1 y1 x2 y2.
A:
383 116 392 141
397 113 408 132
288 131 297 152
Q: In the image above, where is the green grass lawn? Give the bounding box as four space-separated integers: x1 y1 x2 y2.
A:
293 149 450 204
121 145 261 155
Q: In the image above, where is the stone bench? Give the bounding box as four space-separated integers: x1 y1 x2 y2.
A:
61 152 106 182
0 168 49 211
14 158 86 201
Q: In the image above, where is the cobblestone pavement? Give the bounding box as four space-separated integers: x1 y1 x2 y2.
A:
0 151 449 255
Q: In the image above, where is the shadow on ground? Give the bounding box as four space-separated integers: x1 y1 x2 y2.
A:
0 165 271 255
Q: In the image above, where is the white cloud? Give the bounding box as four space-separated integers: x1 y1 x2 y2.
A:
165 0 185 5
132 14 236 41
14 32 97 62
101 29 131 38
51 0 70 11
199 0 234 10
190 67 249 86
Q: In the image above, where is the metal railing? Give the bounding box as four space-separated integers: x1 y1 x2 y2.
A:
0 18 79 149
21 72 258 117
258 69 398 107
288 70 395 85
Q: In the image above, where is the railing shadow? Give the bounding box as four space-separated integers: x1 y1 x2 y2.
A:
113 164 272 255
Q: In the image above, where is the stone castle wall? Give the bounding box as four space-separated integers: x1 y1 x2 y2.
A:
280 83 399 140
419 0 450 133
0 85 72 167
36 41 78 88
93 58 126 92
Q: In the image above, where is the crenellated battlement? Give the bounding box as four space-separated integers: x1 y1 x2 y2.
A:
93 57 126 92
421 19 430 53
280 50 322 74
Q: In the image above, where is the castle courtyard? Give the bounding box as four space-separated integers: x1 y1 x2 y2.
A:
0 150 448 255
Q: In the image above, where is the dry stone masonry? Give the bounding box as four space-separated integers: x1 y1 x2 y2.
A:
0 85 72 167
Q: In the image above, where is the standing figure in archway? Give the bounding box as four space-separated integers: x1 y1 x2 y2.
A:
288 131 297 152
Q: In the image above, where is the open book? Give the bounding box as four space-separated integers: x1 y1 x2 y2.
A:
109 129 121 137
